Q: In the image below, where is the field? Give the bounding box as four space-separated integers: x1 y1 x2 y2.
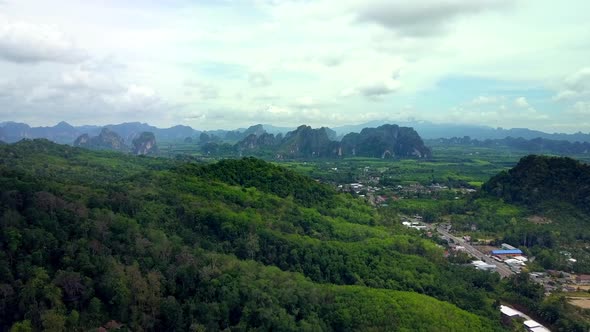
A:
569 297 590 309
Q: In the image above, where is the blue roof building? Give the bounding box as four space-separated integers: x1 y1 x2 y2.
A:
492 249 523 255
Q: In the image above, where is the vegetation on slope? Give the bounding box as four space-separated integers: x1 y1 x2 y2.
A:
0 139 505 331
482 155 590 213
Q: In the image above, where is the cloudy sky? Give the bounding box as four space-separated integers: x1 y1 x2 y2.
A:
1 0 589 132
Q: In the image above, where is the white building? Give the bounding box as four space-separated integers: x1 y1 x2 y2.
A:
472 260 497 271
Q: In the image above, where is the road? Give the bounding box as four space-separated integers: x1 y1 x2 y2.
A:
436 227 514 278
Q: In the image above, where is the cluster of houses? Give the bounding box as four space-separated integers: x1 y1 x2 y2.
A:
338 183 384 196
401 215 427 230
530 270 590 294
491 244 529 273
389 182 476 198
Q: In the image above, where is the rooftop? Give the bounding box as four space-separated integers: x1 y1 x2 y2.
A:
530 327 551 332
492 249 523 255
500 305 521 317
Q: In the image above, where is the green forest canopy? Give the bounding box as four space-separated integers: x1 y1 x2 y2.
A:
0 139 504 331
0 140 587 331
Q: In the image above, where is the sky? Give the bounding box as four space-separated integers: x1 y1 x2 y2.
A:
1 0 590 132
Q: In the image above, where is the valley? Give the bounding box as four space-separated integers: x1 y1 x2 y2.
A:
1 124 590 331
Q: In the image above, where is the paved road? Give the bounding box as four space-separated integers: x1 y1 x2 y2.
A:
436 227 514 278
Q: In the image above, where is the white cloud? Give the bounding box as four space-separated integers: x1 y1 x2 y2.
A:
26 85 65 103
355 0 514 36
0 1 589 132
184 81 219 100
470 95 503 105
248 72 271 87
293 96 319 108
554 67 590 100
0 20 87 63
514 96 529 108
60 68 122 93
567 101 590 116
358 80 401 98
103 84 162 111
341 69 402 99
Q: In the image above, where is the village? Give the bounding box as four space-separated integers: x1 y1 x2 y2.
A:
397 214 590 332
325 163 590 329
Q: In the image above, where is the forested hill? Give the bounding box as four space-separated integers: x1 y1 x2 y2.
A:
178 157 335 207
482 155 590 213
0 139 505 331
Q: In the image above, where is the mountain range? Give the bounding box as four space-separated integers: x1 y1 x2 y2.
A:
73 128 159 155
330 120 590 142
2 119 590 145
231 124 431 159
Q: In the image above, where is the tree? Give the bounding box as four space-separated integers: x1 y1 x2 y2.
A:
41 310 66 332
9 320 32 332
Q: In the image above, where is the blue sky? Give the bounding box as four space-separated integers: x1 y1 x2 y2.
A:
0 0 589 132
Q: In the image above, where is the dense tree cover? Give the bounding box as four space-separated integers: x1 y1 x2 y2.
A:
482 155 590 213
479 155 590 273
0 139 508 331
179 157 336 208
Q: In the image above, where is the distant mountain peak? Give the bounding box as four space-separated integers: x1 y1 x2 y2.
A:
55 121 73 128
74 127 128 151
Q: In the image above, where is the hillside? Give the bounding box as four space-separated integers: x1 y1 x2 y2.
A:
73 129 158 155
482 155 590 213
74 128 127 152
340 124 431 158
131 132 159 155
0 139 504 331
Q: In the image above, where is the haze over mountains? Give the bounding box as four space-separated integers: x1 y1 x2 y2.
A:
2 120 590 145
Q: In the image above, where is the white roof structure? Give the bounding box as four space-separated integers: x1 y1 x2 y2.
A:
524 320 541 328
500 305 521 317
530 327 551 332
505 258 526 266
514 256 528 262
472 261 496 270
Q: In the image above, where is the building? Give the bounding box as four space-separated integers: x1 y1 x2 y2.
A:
500 306 551 332
524 320 544 332
575 274 590 285
505 258 526 267
491 249 523 256
529 327 550 332
502 243 517 250
500 305 520 318
472 260 497 271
